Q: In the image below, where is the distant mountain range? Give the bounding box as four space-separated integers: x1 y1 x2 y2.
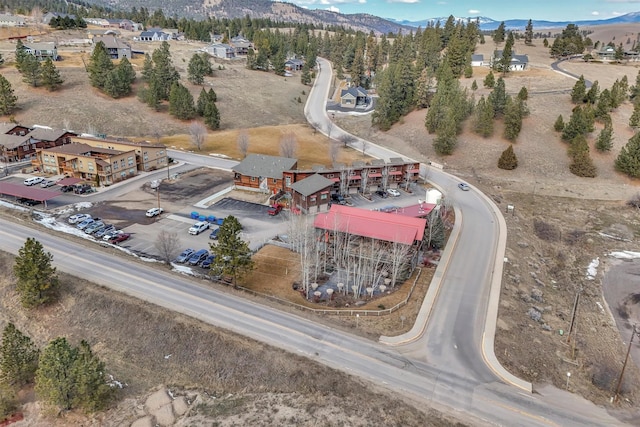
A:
81 0 640 34
393 12 640 31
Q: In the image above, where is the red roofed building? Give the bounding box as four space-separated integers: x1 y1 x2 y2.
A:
314 204 426 246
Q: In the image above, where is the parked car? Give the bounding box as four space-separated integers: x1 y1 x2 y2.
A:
74 184 94 194
189 221 210 235
103 230 122 241
176 248 195 263
331 194 347 205
84 221 105 234
386 188 401 197
60 185 74 193
68 213 91 224
188 249 209 266
76 218 95 230
458 182 470 191
267 204 282 216
200 254 216 269
23 176 43 186
94 225 115 238
209 227 220 240
110 233 131 244
146 207 164 217
40 179 56 188
375 190 389 198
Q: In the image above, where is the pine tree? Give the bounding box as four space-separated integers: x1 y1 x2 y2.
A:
40 58 63 91
141 53 153 82
168 82 196 120
630 102 640 128
473 96 494 137
104 58 136 98
0 323 39 386
20 54 41 87
493 22 506 44
571 75 587 104
203 100 220 130
562 106 590 141
196 88 208 116
594 88 612 121
187 53 212 85
35 337 78 410
568 134 589 159
570 150 597 177
584 80 599 105
517 86 528 101
471 80 478 91
300 64 311 85
615 132 640 177
433 110 458 155
495 32 514 74
483 70 495 88
14 40 28 73
87 41 114 90
595 123 614 152
488 77 507 117
13 238 59 308
503 96 523 141
0 75 17 116
208 216 254 287
498 144 518 170
0 383 16 420
71 341 113 412
554 115 565 132
524 19 534 45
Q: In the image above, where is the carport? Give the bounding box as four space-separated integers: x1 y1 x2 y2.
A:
0 182 60 209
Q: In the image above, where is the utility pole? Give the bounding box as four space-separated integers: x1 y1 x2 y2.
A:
567 287 582 344
614 324 639 403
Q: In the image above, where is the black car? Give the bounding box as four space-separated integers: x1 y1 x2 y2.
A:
331 194 347 205
60 185 74 193
17 198 40 206
375 190 389 198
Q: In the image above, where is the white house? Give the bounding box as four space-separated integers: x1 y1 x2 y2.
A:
0 14 26 27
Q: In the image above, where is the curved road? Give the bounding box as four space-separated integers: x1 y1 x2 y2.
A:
0 60 627 425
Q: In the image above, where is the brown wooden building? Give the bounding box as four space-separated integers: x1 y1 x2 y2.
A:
0 125 75 163
289 173 334 214
233 154 298 193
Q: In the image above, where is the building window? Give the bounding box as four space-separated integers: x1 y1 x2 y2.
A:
327 174 333 178
272 178 277 184
302 195 306 201
320 193 327 200
113 162 118 170
285 176 291 186
128 156 134 166
251 177 256 182
310 196 316 202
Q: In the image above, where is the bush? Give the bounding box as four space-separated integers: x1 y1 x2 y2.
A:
627 193 640 208
498 144 518 170
533 219 561 241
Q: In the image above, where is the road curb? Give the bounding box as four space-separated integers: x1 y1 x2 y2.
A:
477 187 533 393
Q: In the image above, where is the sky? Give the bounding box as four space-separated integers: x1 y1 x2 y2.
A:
281 0 640 22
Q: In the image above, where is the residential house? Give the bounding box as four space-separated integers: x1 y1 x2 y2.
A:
34 143 136 185
289 174 334 214
71 136 167 172
1 126 74 162
339 86 369 109
42 12 75 25
471 54 484 66
84 17 110 27
210 34 224 43
21 42 58 61
203 43 235 59
87 29 121 40
230 36 253 55
285 58 304 71
138 29 170 42
233 154 298 193
491 50 529 71
0 14 26 27
92 36 131 59
596 45 616 61
105 18 142 31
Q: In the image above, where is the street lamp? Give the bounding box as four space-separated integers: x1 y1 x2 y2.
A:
356 313 360 328
566 372 571 390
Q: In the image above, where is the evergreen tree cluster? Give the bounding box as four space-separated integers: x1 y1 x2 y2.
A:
139 42 180 109
0 75 18 115
49 15 86 29
208 216 254 286
15 40 63 91
187 53 213 85
0 324 113 414
87 41 135 98
550 24 590 57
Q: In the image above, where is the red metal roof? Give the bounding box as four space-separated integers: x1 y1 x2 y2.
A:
386 203 436 219
348 175 361 180
0 182 61 201
368 172 382 177
389 171 403 176
314 205 426 245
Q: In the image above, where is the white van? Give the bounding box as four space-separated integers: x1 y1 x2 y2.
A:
23 176 44 186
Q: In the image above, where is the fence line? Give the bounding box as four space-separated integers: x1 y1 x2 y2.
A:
228 268 424 317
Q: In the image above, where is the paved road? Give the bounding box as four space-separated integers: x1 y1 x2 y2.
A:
0 219 623 426
551 58 593 88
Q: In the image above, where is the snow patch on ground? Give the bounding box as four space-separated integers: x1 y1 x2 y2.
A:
609 250 640 259
171 263 195 276
209 153 231 159
586 257 599 280
74 202 93 210
0 200 29 212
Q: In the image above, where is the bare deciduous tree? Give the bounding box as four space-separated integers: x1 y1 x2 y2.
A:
328 141 339 164
190 121 207 151
279 132 298 158
31 7 43 33
154 230 180 263
237 131 249 158
339 134 356 148
361 139 369 155
360 168 369 194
